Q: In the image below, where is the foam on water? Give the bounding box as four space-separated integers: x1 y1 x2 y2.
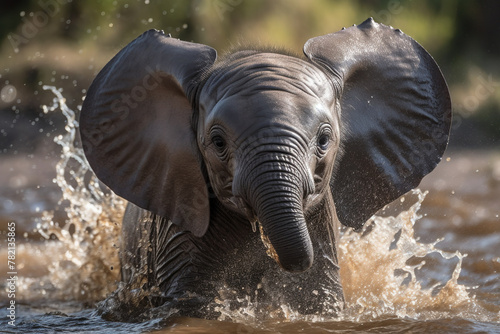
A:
18 87 499 325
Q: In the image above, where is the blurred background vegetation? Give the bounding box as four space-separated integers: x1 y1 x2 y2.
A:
0 0 499 156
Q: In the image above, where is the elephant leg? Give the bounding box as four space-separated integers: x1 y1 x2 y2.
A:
120 203 198 295
117 203 210 318
120 203 150 283
98 203 158 321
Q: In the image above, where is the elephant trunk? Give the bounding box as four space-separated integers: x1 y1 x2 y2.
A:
256 190 313 272
237 154 314 272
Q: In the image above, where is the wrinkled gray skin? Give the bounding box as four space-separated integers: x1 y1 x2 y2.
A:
79 18 451 321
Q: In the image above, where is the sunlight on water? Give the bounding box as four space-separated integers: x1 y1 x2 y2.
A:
17 87 499 328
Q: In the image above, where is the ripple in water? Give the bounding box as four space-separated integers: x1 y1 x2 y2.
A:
14 86 499 330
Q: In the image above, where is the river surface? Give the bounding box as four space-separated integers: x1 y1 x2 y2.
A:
0 87 499 333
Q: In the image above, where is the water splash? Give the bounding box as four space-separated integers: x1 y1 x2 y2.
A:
17 86 124 303
338 189 472 321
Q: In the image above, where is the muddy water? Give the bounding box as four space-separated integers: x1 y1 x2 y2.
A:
0 87 499 333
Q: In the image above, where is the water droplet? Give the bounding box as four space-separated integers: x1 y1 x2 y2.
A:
1 85 17 103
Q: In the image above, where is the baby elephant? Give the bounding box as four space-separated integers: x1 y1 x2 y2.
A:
80 18 451 320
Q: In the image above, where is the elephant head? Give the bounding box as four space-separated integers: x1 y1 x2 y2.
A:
80 18 451 273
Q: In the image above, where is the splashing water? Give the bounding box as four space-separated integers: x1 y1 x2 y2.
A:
338 190 473 321
17 86 125 304
15 87 498 328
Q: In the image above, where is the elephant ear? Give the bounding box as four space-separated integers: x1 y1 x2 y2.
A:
304 18 451 229
80 30 217 237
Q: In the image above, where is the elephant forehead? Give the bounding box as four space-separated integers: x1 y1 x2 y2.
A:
201 52 335 109
201 90 337 150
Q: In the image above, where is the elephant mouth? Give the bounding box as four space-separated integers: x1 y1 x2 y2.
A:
215 191 284 264
228 195 260 231
226 196 278 256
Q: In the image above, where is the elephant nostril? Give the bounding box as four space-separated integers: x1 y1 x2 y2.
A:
281 258 313 273
229 196 258 230
276 243 314 273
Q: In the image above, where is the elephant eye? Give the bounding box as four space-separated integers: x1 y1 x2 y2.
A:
316 124 334 155
317 133 330 151
211 135 226 151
